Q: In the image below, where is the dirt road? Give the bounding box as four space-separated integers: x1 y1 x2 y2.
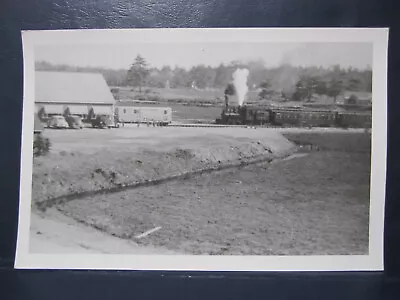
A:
30 208 180 254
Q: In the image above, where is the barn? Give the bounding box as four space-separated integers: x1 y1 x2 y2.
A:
35 71 115 120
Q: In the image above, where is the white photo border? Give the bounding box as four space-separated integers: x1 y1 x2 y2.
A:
15 28 389 271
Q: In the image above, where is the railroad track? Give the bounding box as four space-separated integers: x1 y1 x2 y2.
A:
167 123 369 132
168 123 254 128
117 122 370 132
118 122 256 128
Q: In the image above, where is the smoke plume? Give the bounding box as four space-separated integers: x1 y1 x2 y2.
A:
270 64 300 98
232 68 249 106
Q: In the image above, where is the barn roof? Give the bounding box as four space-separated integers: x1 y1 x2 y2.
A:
35 71 115 105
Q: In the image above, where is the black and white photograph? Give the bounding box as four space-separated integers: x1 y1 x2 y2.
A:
15 28 388 271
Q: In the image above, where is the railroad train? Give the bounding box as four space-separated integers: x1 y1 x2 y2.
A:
216 104 372 129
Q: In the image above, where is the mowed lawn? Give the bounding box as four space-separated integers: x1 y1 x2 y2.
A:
116 86 261 102
56 132 371 255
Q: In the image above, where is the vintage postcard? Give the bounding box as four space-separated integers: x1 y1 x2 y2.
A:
15 28 388 271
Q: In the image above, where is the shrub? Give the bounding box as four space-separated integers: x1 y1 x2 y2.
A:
33 134 51 157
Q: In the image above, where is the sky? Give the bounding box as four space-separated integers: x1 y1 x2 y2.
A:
35 42 372 70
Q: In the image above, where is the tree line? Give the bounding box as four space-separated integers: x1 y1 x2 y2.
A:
36 55 372 102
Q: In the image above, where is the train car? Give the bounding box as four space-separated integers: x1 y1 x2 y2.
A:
336 112 372 128
116 106 172 125
271 110 300 126
271 109 337 128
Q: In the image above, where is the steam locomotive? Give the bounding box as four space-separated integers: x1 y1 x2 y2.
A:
216 103 372 129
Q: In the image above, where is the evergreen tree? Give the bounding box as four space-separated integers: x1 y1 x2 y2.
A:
127 55 149 92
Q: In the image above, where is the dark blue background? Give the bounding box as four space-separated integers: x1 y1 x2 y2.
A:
1 0 399 299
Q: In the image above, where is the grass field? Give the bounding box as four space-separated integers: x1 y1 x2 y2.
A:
115 86 262 104
57 148 370 255
282 131 372 153
32 127 372 255
114 86 348 108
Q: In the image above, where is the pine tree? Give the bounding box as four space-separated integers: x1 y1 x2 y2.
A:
127 55 149 92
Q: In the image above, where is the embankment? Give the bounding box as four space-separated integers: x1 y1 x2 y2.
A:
32 130 295 209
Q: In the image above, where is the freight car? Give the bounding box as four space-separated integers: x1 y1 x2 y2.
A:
116 106 172 126
216 105 371 129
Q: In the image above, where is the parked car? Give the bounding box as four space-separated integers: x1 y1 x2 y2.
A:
47 115 69 129
65 115 83 129
91 115 113 129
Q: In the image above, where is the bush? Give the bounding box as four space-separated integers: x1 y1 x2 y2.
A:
33 134 51 157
